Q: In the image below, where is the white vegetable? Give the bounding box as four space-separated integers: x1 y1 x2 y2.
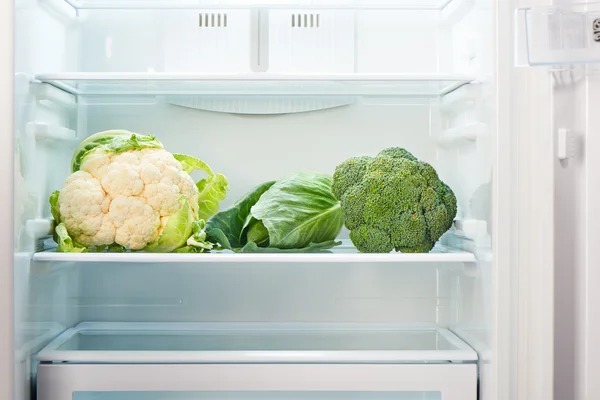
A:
50 130 228 252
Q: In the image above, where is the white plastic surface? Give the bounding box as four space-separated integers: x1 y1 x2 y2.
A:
25 122 76 141
35 73 474 96
33 240 476 263
37 363 477 400
516 3 600 66
59 0 457 10
71 392 443 400
37 322 478 363
557 128 575 160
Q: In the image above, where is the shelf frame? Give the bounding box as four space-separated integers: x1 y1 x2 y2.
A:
32 244 477 264
37 322 478 364
34 73 476 98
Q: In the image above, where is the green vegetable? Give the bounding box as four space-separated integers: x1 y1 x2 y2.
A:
144 196 194 253
206 172 343 253
174 220 213 253
251 172 343 249
49 190 61 224
245 219 270 247
55 223 87 253
173 154 229 221
205 181 276 250
332 147 457 253
71 130 163 173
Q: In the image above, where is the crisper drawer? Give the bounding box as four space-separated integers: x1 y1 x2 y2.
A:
37 364 476 400
36 323 477 400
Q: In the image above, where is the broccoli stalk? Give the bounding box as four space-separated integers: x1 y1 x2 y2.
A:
332 147 457 253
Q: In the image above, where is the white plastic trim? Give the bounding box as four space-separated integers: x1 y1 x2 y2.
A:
0 0 14 398
15 322 64 363
34 72 475 96
33 243 476 263
57 0 458 11
25 122 77 141
25 219 54 239
32 81 76 107
494 0 555 399
437 122 488 149
37 364 477 400
37 322 478 363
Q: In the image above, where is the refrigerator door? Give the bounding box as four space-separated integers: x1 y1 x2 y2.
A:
1 0 15 397
512 0 600 399
496 0 555 399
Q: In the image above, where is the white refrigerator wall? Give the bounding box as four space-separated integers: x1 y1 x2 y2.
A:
12 0 495 399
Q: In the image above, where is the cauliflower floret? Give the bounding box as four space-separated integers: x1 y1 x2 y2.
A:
109 196 161 250
57 148 200 250
80 148 112 179
143 182 182 217
58 171 115 246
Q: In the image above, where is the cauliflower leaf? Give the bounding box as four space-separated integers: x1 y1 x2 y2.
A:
144 196 194 253
71 130 163 173
55 223 88 253
173 154 229 221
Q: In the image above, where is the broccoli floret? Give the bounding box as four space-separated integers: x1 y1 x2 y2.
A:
332 156 369 200
333 147 457 253
349 225 394 253
377 147 418 162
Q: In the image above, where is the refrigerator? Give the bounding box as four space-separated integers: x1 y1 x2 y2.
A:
6 0 593 398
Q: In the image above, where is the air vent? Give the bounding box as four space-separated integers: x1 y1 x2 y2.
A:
292 13 320 28
199 13 228 28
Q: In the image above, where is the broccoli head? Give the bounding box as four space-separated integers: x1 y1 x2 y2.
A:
332 147 457 253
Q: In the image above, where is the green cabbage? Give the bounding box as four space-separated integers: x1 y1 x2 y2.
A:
206 172 343 253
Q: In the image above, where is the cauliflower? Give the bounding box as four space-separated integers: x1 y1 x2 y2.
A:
332 147 457 253
50 130 228 252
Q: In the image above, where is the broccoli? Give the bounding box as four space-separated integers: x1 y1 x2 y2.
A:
332 147 457 253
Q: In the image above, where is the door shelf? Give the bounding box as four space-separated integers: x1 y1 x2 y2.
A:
38 322 478 363
35 73 475 97
516 3 600 66
32 241 476 264
62 0 456 11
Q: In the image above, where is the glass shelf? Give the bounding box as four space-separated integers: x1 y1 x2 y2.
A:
35 73 475 97
37 322 478 363
32 240 476 264
63 0 456 11
516 2 600 66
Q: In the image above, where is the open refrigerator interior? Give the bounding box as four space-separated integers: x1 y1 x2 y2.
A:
13 0 500 399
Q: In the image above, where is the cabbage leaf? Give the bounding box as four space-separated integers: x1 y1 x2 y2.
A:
251 172 343 249
206 173 342 253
